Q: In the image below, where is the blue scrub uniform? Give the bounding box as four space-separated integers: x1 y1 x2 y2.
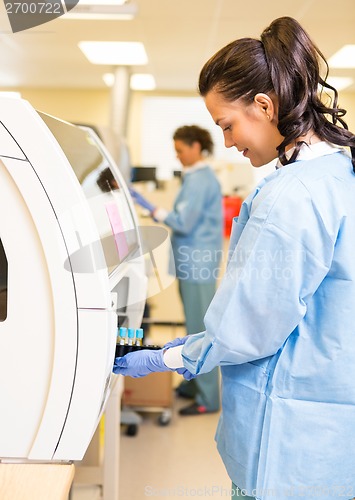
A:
181 143 355 499
164 164 223 411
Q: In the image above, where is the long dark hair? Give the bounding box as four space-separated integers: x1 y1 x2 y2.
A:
199 16 355 172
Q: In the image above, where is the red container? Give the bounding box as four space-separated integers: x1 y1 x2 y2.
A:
222 196 242 237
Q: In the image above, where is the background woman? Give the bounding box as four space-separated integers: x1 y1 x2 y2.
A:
131 124 223 416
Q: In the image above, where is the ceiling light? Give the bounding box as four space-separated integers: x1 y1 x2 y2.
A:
78 0 128 5
64 2 137 20
103 73 115 87
326 76 354 91
319 77 354 94
79 41 148 65
130 74 156 90
328 45 355 68
0 91 21 98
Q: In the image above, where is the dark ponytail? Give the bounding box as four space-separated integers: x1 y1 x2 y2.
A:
199 16 355 172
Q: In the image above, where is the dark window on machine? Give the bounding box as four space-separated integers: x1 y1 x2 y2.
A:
0 238 8 321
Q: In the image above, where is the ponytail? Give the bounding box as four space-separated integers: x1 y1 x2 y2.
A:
261 17 355 172
199 16 355 172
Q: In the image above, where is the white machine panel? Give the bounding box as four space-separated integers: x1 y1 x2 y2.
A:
0 97 146 461
0 123 26 160
53 309 117 460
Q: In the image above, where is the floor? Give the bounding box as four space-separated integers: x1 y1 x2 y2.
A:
119 395 230 499
71 399 229 499
70 325 230 500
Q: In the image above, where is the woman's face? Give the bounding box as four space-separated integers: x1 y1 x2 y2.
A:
174 139 202 167
204 90 283 167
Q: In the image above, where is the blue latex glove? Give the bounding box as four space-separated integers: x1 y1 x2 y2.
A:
163 336 196 381
176 367 196 381
129 188 156 213
113 349 171 378
163 336 189 349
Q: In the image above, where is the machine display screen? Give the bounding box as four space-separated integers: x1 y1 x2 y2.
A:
38 112 139 274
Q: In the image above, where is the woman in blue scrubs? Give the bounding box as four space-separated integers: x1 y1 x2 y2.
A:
131 125 223 415
115 17 355 500
154 125 223 415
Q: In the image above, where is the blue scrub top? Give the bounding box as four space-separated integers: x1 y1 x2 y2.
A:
182 143 355 499
164 165 223 283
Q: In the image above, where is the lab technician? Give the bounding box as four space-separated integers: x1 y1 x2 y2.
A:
131 125 223 416
114 17 355 500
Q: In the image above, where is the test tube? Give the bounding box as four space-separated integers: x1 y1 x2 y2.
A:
135 328 144 347
119 327 127 345
127 328 135 352
127 328 135 346
116 327 127 357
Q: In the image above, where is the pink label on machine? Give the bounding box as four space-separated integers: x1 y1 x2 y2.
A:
105 202 129 260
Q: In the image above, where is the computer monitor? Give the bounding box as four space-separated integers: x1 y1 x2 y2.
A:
130 165 157 183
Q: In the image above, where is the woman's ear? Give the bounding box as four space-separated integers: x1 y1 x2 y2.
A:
254 93 275 121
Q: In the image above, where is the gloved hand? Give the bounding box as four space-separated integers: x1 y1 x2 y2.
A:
176 366 196 381
129 188 156 213
113 348 171 378
163 336 189 350
163 336 196 381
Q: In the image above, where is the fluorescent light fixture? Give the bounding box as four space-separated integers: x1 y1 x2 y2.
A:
0 91 21 98
103 72 156 90
130 73 156 90
78 0 127 5
328 45 355 68
103 73 115 87
79 41 148 65
65 1 137 20
326 76 354 91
